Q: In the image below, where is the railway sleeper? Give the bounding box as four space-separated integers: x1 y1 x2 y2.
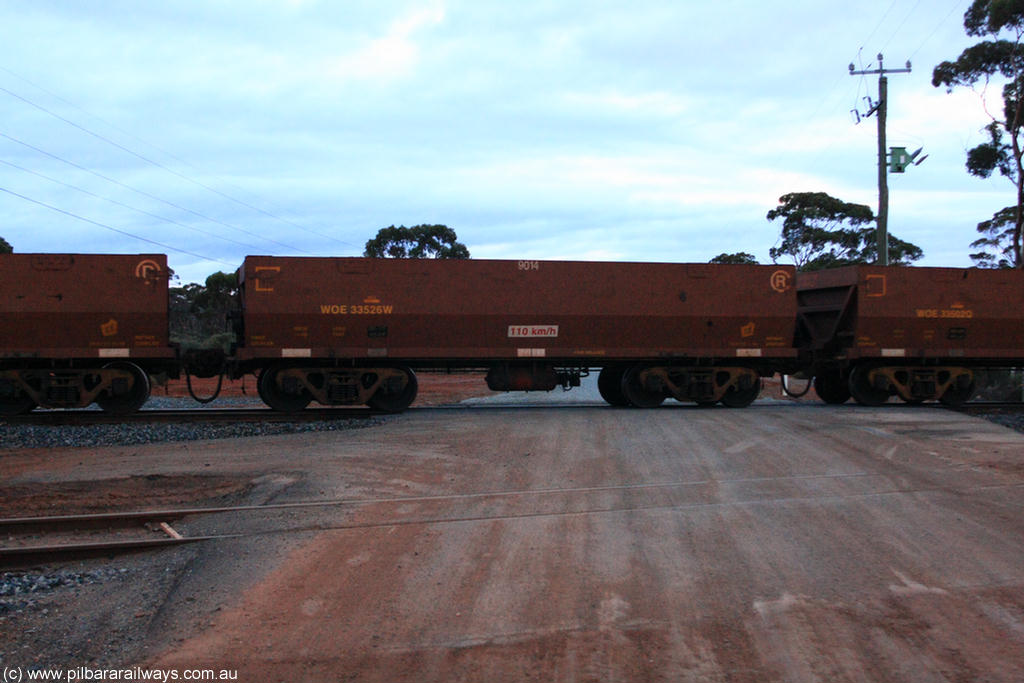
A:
852 365 975 406
0 364 148 414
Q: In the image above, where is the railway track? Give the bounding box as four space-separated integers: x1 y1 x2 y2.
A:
0 509 220 567
4 399 1022 426
6 470 1024 569
1 474 871 567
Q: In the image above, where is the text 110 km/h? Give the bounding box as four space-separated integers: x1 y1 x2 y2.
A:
508 325 559 338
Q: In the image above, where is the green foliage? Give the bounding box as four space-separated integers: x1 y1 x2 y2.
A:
933 40 1024 94
971 205 1018 267
932 0 1024 267
364 224 470 259
934 45 1024 181
0 236 11 253
767 192 923 271
169 270 239 351
709 252 758 265
965 121 1015 179
964 0 1024 36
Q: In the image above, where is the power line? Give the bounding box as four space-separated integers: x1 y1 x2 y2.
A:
859 0 903 53
801 7 910 178
0 184 234 266
908 0 969 62
0 130 310 254
880 0 926 54
0 76 356 249
802 2 954 183
0 158 262 251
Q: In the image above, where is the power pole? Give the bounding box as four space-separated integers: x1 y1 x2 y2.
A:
849 54 911 266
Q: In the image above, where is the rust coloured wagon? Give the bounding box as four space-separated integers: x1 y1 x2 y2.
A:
0 253 176 414
234 257 799 411
796 265 1024 405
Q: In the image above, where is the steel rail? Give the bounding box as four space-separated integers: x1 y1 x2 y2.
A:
0 469 885 531
7 477 1024 568
0 535 225 568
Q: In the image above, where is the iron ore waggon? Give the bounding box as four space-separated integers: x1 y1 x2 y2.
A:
233 256 800 411
797 265 1024 406
0 253 177 415
12 252 1019 416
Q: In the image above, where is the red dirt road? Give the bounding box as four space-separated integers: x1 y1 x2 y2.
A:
145 400 1024 682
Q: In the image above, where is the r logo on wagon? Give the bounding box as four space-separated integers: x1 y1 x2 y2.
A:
134 259 161 284
770 270 792 293
508 325 559 338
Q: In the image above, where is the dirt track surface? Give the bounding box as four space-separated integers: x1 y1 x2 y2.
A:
147 403 1024 681
4 387 1024 681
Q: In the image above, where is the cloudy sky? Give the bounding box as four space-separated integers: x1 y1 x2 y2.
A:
0 0 1012 283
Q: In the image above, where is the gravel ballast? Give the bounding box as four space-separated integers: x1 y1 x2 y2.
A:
975 410 1024 434
1 568 131 615
2 398 1022 451
1 398 381 450
0 418 379 450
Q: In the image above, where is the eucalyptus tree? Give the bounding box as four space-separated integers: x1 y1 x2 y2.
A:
767 192 923 270
709 252 758 265
933 0 1024 267
364 224 470 259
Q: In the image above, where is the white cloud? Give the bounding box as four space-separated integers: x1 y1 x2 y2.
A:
0 1 1015 277
325 5 445 82
561 90 691 117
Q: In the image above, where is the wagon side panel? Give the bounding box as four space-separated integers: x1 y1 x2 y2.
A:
0 253 174 360
236 257 797 364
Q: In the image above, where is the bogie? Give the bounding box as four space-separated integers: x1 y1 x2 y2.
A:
95 362 151 415
620 366 666 408
616 365 762 408
845 365 976 406
367 367 418 413
719 377 761 408
0 378 36 415
258 364 313 412
256 364 419 412
0 364 151 414
848 365 891 407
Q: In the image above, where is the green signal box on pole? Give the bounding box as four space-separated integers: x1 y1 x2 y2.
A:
890 146 910 173
889 146 925 173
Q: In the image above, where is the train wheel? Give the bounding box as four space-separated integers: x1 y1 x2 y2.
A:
0 383 35 416
367 367 418 413
814 370 851 405
597 367 629 406
848 365 889 407
96 362 151 415
258 364 312 412
939 379 976 407
720 379 761 408
620 366 665 408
